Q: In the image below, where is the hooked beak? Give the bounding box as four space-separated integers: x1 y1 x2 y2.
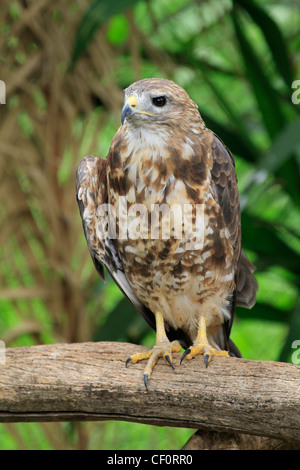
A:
121 95 154 125
121 96 137 125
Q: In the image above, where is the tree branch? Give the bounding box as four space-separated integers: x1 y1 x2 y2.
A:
1 341 299 446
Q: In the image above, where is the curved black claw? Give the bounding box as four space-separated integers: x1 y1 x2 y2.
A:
180 348 191 365
125 357 132 368
164 354 174 369
204 354 210 368
144 373 149 391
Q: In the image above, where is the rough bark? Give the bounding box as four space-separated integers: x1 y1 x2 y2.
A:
182 430 300 450
0 341 299 447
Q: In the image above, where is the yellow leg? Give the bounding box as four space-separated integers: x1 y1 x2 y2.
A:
126 311 182 389
180 316 229 367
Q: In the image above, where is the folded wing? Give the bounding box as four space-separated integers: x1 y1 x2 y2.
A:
76 155 156 330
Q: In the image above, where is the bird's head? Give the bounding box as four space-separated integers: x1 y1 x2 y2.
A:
121 78 202 131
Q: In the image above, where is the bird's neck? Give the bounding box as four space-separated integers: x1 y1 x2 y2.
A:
126 123 171 160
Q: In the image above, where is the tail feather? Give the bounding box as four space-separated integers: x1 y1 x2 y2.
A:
236 250 258 309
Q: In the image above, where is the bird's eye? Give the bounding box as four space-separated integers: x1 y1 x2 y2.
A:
152 96 167 107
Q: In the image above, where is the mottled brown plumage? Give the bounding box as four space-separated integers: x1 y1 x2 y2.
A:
76 78 258 386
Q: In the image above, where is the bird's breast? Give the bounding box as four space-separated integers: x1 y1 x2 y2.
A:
107 139 235 334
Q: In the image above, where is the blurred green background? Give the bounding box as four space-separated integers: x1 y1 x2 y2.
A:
0 0 299 450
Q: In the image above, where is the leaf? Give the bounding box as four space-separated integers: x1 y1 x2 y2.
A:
234 0 294 89
201 75 261 162
236 302 288 323
232 9 287 138
241 212 300 275
259 118 300 206
242 118 300 207
258 118 300 174
201 112 258 163
93 296 148 343
70 0 141 69
3 320 42 345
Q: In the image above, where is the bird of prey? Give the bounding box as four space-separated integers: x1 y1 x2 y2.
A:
76 78 258 389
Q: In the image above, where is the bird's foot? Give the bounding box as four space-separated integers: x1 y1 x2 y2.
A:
180 315 229 367
180 341 229 367
126 339 182 390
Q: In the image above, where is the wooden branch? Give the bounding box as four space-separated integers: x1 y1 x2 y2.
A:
0 341 299 445
182 430 300 450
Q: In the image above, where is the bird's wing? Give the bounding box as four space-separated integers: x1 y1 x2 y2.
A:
210 133 241 260
210 133 257 355
76 155 156 330
210 134 258 310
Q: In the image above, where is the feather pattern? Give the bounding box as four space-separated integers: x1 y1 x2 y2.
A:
76 78 258 355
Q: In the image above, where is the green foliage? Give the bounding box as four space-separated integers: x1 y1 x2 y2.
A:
71 0 300 365
2 0 300 451
70 0 141 69
234 0 294 88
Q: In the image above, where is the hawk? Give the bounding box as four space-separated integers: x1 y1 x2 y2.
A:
76 78 258 389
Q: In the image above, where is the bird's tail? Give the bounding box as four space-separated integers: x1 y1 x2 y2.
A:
236 250 258 309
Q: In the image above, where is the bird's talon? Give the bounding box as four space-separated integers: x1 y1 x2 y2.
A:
164 353 174 369
204 353 210 368
125 357 131 368
144 373 149 391
180 347 191 364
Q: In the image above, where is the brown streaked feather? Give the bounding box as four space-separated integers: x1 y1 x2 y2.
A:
210 133 241 261
77 79 258 358
76 155 107 280
210 133 257 349
210 133 258 309
76 155 157 332
209 133 241 348
236 250 258 309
